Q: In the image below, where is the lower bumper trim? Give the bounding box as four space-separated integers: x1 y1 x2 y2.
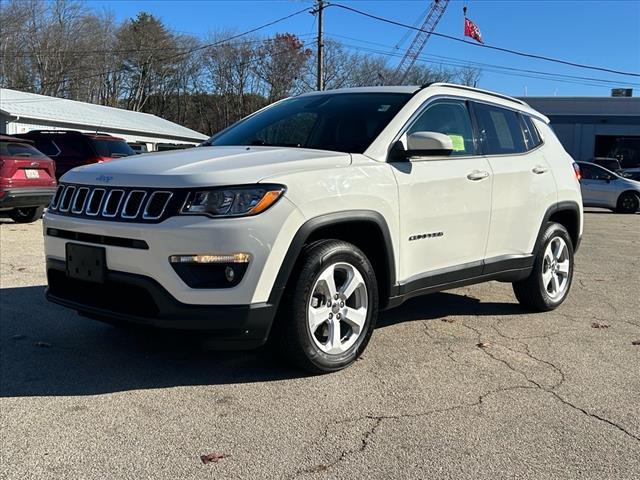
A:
0 188 56 209
46 259 275 348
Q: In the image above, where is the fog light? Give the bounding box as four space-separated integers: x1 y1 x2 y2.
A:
225 266 235 282
169 253 251 264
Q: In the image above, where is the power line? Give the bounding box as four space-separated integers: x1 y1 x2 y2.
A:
26 6 313 89
0 34 317 58
326 2 640 78
326 36 640 88
338 41 639 90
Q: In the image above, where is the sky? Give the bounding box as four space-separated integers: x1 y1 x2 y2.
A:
87 0 640 97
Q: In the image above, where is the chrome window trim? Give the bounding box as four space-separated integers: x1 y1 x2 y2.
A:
101 189 125 218
58 185 76 212
71 187 90 214
121 190 147 219
85 188 106 216
142 191 173 220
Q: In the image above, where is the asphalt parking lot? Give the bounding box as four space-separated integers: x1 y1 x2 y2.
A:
1 210 639 479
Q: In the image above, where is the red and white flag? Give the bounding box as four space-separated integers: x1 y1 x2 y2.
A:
464 17 483 44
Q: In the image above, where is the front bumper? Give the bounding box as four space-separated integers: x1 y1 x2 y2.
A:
43 197 304 305
0 187 57 209
46 259 275 348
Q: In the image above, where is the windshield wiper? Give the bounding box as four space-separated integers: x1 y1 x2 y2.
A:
249 139 302 148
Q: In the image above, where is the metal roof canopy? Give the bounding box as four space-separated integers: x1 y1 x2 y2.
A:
0 88 208 142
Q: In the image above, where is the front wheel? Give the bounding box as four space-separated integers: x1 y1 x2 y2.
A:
513 222 574 311
9 206 44 224
277 239 378 373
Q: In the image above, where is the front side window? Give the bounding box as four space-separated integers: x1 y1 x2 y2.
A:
475 103 527 155
407 99 475 156
93 139 136 158
207 93 412 154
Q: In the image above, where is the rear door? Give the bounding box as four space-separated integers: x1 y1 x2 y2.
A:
392 98 492 284
474 102 557 259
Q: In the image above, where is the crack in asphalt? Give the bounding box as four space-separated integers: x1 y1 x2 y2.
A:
290 384 535 479
458 320 640 444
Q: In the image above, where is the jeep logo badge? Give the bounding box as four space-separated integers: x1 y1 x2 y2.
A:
96 175 113 183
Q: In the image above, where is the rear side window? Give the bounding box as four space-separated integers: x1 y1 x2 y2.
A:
32 138 61 157
474 103 527 155
408 99 475 156
0 141 48 158
521 115 542 150
54 136 93 157
92 139 135 158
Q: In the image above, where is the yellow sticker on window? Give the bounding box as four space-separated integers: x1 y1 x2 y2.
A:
448 134 465 152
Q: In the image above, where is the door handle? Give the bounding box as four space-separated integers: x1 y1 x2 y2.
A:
467 170 490 181
532 165 549 174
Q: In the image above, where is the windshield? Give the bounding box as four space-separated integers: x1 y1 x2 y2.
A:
207 92 412 154
93 139 135 158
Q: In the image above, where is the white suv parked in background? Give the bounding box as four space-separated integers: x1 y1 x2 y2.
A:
44 83 583 372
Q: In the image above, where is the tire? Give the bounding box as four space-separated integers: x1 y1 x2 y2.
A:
277 239 378 373
9 206 44 224
615 192 639 214
512 222 574 312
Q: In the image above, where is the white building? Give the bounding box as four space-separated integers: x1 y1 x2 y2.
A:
0 88 208 151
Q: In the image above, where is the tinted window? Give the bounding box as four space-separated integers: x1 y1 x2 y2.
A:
208 93 412 154
580 163 614 180
93 139 135 158
0 141 48 158
521 115 542 150
32 138 61 157
408 100 475 156
54 136 92 158
475 103 527 155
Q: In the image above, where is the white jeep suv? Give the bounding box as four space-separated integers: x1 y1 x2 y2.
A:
44 84 583 372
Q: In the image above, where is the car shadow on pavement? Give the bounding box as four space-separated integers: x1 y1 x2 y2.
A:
2 284 525 397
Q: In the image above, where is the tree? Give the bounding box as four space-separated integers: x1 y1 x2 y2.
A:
255 33 312 101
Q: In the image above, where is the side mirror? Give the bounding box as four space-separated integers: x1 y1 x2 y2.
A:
403 132 454 160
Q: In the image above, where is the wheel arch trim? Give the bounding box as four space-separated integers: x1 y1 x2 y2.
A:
535 200 582 254
267 210 397 308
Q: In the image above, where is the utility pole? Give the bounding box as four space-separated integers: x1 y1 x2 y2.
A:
316 0 324 91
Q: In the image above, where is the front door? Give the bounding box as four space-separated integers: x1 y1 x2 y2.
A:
392 99 492 286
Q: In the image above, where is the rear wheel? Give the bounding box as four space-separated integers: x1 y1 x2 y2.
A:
277 239 378 373
616 192 639 214
513 222 574 311
9 206 44 224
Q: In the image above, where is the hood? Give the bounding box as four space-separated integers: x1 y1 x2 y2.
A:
60 146 351 188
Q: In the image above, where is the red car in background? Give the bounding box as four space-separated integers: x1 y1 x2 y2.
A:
0 135 57 223
15 130 135 178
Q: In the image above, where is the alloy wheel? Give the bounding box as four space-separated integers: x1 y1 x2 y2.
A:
542 236 570 300
307 262 368 355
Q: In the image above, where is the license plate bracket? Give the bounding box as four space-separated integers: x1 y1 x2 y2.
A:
66 243 107 283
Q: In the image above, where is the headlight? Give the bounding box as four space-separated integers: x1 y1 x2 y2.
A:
180 184 285 217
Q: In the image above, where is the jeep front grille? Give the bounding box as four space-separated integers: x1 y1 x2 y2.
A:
49 184 182 223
